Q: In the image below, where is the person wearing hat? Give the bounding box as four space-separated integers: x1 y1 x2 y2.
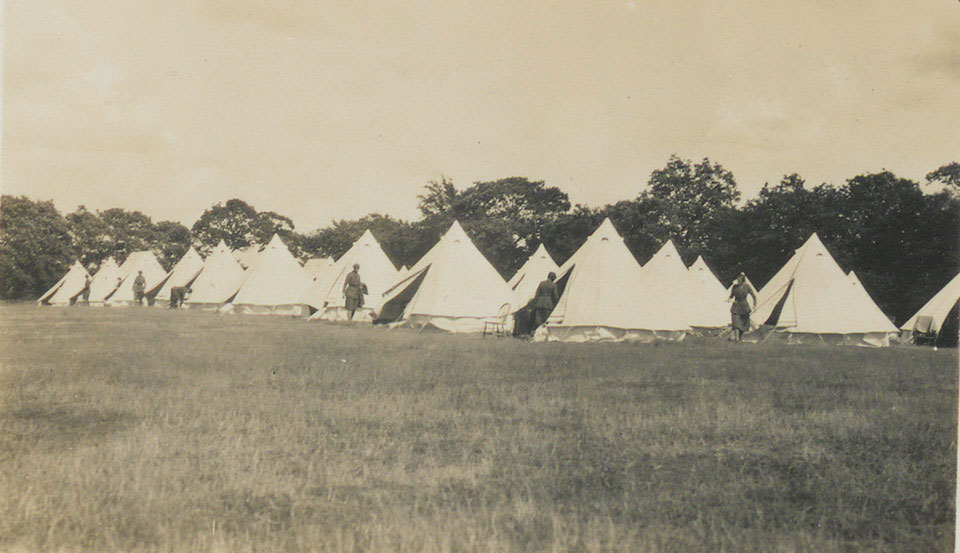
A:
343 263 366 321
132 270 147 306
728 273 756 342
531 271 559 329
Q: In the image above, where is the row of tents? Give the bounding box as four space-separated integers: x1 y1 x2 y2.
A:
38 219 959 347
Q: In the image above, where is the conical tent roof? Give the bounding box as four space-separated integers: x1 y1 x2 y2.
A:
301 229 398 313
538 219 689 341
677 254 730 328
185 240 247 307
509 243 560 306
233 244 262 270
639 240 727 327
690 256 728 299
107 251 168 304
88 257 123 303
303 257 334 281
229 234 312 311
38 261 90 305
901 272 960 334
377 221 513 332
751 233 897 336
151 247 204 302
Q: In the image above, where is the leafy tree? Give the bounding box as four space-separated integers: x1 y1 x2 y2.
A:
416 176 458 218
836 171 958 322
413 177 572 275
192 199 302 256
642 155 741 253
926 162 960 189
727 174 844 286
154 220 193 270
301 214 416 268
65 206 114 270
0 196 73 299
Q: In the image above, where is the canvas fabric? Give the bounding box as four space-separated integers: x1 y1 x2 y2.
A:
301 229 398 314
508 243 559 308
185 240 247 308
87 257 123 304
38 261 90 305
151 247 204 304
228 234 313 312
106 251 168 305
536 219 689 342
750 233 898 343
900 271 960 336
377 221 514 332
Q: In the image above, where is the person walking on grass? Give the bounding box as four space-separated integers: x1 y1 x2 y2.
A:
343 263 365 321
729 272 756 342
531 271 559 329
133 270 147 306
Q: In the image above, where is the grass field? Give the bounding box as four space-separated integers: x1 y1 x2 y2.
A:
0 303 955 552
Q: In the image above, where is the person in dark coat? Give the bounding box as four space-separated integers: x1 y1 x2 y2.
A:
169 286 191 308
132 271 147 306
81 275 91 305
531 272 559 327
728 273 756 342
343 263 365 321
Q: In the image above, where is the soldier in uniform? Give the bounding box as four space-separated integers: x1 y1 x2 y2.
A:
343 263 365 321
132 270 147 306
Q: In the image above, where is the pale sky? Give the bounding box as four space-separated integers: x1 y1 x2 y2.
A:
3 1 958 232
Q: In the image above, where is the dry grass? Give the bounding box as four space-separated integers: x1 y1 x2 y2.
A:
0 303 955 552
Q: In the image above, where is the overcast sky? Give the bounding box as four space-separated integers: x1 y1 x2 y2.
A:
3 0 958 232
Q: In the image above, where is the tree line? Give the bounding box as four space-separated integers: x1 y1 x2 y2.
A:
2 157 957 325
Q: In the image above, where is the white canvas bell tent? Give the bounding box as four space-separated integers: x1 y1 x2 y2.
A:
900 271 960 341
375 221 514 332
184 240 247 309
534 219 690 343
683 254 731 328
303 257 334 281
640 240 728 329
302 229 399 322
748 233 898 346
233 244 263 270
690 256 729 302
508 243 560 308
150 247 204 306
87 257 123 304
38 261 90 306
106 251 168 306
224 234 313 315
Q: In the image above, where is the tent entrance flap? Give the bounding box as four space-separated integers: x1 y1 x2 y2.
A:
763 279 794 327
374 268 429 324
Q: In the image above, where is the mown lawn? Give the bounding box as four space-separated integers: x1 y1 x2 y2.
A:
0 303 955 552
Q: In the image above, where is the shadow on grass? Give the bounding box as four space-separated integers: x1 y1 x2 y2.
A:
0 404 136 452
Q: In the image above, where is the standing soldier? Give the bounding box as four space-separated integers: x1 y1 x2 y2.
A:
343 263 365 321
81 274 92 305
133 270 147 306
